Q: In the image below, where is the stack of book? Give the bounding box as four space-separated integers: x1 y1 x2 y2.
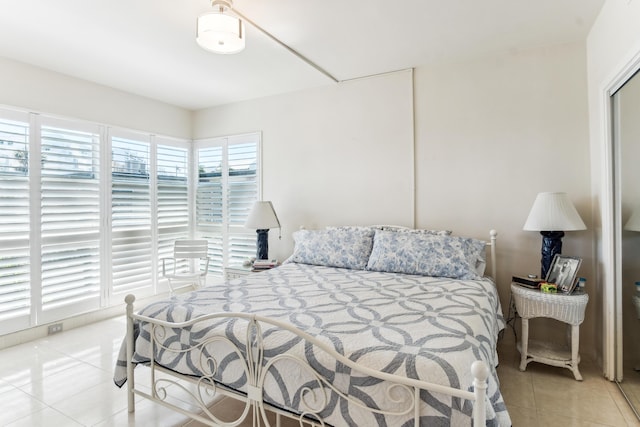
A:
252 259 279 271
512 275 544 289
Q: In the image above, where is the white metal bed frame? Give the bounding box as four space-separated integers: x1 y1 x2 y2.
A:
124 230 499 426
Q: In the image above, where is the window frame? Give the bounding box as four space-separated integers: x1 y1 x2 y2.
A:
0 106 261 335
38 115 104 325
0 108 32 334
0 107 196 334
194 132 261 275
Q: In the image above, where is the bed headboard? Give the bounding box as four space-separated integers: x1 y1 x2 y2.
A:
487 229 498 285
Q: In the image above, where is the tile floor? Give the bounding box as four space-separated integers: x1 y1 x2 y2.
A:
0 316 638 426
620 366 640 418
496 332 640 427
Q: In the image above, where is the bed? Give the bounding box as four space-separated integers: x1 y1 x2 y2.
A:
114 227 511 426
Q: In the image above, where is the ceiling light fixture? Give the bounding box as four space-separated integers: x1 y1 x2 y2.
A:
195 0 339 83
196 0 245 54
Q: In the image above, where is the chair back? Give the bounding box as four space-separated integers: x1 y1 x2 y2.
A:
173 239 209 259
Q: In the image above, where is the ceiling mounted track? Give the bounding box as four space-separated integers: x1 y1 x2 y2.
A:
197 0 339 83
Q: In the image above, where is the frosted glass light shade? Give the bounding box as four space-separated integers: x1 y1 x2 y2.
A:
197 12 245 54
245 201 280 230
523 192 586 231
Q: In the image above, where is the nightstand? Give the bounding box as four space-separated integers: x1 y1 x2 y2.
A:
510 283 589 380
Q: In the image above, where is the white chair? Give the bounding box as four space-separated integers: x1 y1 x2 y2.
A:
162 239 210 294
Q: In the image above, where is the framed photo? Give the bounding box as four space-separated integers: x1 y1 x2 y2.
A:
545 255 582 293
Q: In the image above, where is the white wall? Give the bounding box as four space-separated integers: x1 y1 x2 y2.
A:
0 57 191 138
587 0 640 377
193 70 416 261
414 43 594 352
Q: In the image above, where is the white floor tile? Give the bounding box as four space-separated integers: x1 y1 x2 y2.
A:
17 360 112 406
94 398 194 427
4 406 84 427
47 379 130 426
0 341 76 386
0 383 47 425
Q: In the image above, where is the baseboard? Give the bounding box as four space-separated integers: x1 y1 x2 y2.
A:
0 293 167 350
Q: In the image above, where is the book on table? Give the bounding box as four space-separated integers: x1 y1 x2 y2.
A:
512 275 544 289
252 259 278 270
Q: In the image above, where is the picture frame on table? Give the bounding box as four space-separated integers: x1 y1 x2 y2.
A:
545 254 582 294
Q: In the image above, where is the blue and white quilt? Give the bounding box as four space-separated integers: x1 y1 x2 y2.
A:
115 263 511 426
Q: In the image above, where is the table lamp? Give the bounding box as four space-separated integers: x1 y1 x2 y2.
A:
245 201 280 260
523 192 586 279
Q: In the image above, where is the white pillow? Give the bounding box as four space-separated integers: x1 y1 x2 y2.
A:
366 230 484 279
287 228 375 270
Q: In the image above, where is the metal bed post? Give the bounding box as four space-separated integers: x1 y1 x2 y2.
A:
126 294 136 413
471 361 489 426
490 229 498 283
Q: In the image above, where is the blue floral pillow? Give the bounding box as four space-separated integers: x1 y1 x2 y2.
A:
288 228 375 270
366 230 484 279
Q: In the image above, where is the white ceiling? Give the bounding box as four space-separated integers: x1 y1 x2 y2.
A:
0 0 604 111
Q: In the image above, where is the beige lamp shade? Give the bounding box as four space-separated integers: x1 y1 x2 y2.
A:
245 201 280 230
523 192 586 231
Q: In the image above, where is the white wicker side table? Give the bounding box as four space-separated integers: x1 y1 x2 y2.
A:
510 283 589 380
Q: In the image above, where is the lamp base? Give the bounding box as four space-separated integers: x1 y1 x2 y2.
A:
256 229 269 260
540 230 564 279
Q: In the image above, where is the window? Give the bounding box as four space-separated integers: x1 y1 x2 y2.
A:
110 132 152 295
0 110 194 334
40 118 101 323
196 133 260 274
0 106 260 335
0 111 30 333
156 139 191 278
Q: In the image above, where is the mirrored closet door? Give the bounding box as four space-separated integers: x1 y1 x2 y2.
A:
613 68 640 418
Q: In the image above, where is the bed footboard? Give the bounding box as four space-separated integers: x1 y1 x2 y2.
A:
124 295 489 426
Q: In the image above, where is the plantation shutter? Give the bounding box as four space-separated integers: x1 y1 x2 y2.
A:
196 133 259 275
157 140 190 275
197 145 224 274
227 136 258 265
40 119 101 321
0 106 196 334
111 133 152 294
0 113 31 333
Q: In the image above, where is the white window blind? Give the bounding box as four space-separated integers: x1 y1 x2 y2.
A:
40 120 101 320
197 145 224 273
196 134 259 274
0 106 198 334
227 139 259 265
157 141 190 276
111 134 152 294
0 114 31 331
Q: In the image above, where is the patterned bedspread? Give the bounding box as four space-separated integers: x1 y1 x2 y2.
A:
115 263 511 426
